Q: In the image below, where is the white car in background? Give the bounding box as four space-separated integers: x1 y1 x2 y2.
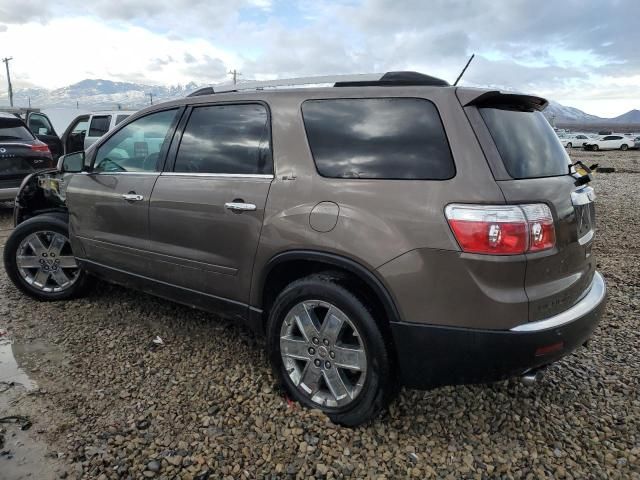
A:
583 135 635 151
557 133 593 148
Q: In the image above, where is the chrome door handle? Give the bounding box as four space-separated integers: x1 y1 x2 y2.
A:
225 202 257 212
122 193 144 202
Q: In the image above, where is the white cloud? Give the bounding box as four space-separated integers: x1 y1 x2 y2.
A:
0 18 236 88
0 0 638 117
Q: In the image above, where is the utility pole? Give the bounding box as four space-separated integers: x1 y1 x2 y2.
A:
28 96 31 108
76 100 79 109
147 93 154 105
2 57 14 107
228 69 242 86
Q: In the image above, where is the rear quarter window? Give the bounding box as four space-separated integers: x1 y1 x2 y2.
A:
302 98 455 180
480 108 569 179
88 115 112 137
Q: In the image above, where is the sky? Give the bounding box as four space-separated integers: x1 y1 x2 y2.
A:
0 0 638 117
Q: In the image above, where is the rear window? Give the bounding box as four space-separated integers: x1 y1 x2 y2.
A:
480 108 569 179
0 119 34 141
302 98 455 180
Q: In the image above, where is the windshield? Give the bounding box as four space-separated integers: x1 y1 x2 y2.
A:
0 120 34 141
480 108 570 179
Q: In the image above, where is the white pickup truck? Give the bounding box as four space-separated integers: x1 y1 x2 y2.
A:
61 110 135 154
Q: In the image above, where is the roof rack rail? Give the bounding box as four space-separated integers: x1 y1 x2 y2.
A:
188 71 449 96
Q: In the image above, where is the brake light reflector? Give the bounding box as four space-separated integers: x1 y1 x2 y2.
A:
520 204 556 252
445 203 555 255
30 143 50 153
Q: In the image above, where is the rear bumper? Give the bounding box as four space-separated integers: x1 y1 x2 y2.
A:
0 187 19 202
391 271 606 389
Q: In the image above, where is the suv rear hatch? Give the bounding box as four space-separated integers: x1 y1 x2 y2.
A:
0 116 53 190
461 91 597 322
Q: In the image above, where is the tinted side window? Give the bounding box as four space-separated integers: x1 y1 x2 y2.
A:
115 114 129 125
174 104 271 175
94 109 177 173
89 116 112 137
72 119 89 133
301 98 455 180
29 114 54 136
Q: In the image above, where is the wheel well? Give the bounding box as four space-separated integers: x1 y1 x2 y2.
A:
259 256 400 369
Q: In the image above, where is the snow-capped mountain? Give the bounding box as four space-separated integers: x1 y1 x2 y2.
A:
0 79 203 109
609 109 640 124
543 101 603 123
1 79 638 127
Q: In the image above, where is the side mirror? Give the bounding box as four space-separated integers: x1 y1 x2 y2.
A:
57 151 85 173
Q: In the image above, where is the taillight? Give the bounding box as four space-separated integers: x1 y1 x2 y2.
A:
31 144 50 153
445 203 555 255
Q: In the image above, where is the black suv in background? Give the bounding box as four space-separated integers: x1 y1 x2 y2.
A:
0 112 55 201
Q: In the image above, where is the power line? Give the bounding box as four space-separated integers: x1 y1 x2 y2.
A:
2 57 14 107
228 69 242 86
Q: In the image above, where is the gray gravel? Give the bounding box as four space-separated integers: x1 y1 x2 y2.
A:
0 149 639 479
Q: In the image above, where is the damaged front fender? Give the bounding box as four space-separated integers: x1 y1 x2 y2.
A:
13 168 75 226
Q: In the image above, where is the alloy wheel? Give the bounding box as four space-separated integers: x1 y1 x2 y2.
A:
16 231 80 293
279 300 367 408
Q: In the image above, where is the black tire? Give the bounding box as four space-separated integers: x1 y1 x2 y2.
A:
267 273 394 426
566 142 572 148
3 215 93 301
620 143 628 151
592 144 599 151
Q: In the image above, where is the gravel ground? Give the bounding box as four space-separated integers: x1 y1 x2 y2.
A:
0 149 639 479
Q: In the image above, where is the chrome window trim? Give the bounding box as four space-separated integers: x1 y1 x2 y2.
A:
87 171 160 176
0 143 33 148
160 172 274 179
510 271 605 332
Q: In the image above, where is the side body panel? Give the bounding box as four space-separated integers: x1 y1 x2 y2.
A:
147 174 272 304
67 172 159 275
246 87 509 328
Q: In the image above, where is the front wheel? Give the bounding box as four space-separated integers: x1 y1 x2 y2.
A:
3 215 92 300
267 273 395 426
566 142 572 148
620 144 628 151
592 144 599 151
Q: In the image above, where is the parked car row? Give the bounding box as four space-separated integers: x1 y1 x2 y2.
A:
0 107 134 202
556 131 637 151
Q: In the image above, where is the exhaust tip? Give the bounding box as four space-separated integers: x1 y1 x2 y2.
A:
521 371 539 386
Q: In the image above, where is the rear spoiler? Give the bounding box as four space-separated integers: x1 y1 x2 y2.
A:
457 89 548 112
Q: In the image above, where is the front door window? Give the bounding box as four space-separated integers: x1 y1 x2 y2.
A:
93 109 178 173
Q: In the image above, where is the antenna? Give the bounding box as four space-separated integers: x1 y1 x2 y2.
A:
453 53 475 86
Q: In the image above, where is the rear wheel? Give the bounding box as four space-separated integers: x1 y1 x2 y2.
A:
3 215 92 300
592 144 599 151
267 273 394 426
566 142 572 148
620 143 628 151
